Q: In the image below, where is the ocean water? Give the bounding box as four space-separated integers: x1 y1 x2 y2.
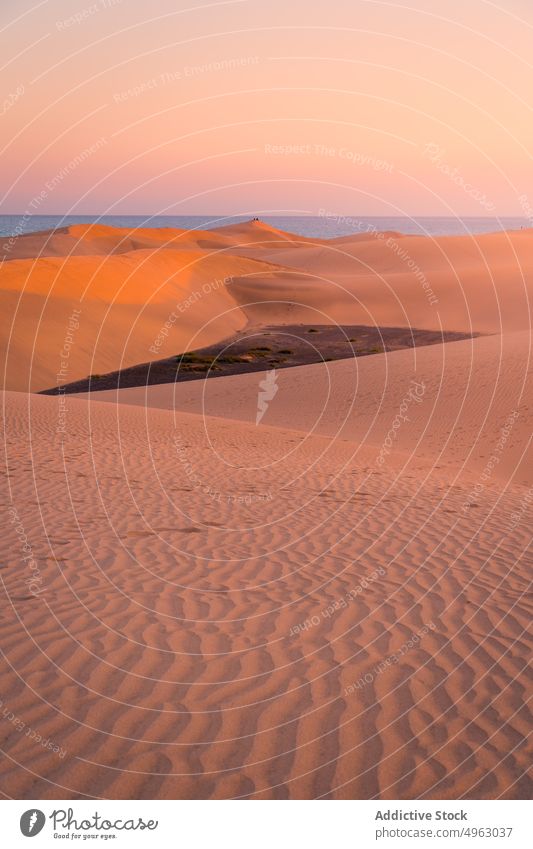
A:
0 214 529 240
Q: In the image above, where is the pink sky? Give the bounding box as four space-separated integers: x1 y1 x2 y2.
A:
1 0 532 216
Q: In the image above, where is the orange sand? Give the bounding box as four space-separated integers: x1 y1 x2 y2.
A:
0 221 531 799
3 221 533 392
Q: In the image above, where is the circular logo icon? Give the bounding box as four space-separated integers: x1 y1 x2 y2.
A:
20 810 46 837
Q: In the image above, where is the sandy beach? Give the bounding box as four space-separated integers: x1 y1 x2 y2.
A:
1 221 531 799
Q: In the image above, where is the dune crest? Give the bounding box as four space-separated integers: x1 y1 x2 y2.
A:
3 222 533 393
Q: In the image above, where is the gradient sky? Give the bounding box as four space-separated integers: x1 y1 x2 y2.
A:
1 0 532 216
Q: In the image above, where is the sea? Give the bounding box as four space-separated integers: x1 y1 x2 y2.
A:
0 214 530 240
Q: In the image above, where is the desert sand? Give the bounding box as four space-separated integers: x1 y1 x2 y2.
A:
0 221 531 799
3 221 533 392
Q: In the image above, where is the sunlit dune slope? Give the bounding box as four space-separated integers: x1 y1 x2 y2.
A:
0 247 276 392
2 221 533 391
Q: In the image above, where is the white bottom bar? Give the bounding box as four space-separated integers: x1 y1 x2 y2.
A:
3 799 530 848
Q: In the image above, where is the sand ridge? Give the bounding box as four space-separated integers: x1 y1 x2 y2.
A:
3 221 533 392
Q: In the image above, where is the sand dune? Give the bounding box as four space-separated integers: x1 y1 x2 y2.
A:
0 387 530 799
3 221 533 391
1 220 319 264
2 223 200 261
1 221 531 800
233 229 533 334
2 220 329 392
0 247 277 392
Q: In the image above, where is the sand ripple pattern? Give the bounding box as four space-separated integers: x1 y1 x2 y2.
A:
0 391 531 799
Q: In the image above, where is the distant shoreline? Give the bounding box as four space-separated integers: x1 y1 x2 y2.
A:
1 213 531 240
